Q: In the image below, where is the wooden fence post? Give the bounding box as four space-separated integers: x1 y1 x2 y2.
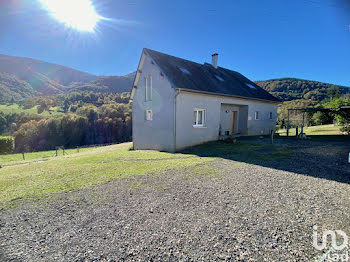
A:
287 109 290 137
301 111 305 134
271 130 274 144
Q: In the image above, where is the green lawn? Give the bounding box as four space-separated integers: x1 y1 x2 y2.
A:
277 124 343 136
0 141 293 206
0 147 97 165
0 104 63 117
182 141 292 162
0 143 209 204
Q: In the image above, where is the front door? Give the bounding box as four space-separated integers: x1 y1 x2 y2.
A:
231 111 236 134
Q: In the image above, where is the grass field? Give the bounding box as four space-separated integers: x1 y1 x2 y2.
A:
0 146 97 165
277 124 343 136
0 143 210 204
0 104 63 117
0 142 292 206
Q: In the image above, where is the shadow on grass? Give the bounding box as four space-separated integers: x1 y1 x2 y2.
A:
181 138 350 185
303 135 350 142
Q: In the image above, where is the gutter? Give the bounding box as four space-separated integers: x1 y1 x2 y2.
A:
174 89 180 152
176 88 281 104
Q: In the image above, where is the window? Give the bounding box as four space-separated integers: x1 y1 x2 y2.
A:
179 67 190 74
269 112 273 120
145 74 152 101
215 75 224 81
255 111 259 120
246 83 256 89
145 110 152 120
193 109 206 127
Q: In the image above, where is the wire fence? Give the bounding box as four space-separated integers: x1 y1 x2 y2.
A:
0 142 119 168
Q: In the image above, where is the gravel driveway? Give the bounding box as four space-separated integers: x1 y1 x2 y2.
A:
1 139 350 261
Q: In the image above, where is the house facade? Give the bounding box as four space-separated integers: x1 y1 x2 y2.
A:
130 48 280 152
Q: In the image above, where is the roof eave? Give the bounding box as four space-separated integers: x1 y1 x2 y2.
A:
176 88 281 104
130 50 148 101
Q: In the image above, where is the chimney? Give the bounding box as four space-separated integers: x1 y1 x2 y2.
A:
211 53 218 69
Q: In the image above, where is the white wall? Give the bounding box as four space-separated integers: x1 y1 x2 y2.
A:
175 91 278 150
132 54 176 151
246 101 278 135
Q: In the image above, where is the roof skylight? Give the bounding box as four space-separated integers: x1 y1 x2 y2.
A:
215 75 224 81
246 83 256 89
179 67 190 74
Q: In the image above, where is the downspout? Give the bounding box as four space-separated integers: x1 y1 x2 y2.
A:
174 89 180 152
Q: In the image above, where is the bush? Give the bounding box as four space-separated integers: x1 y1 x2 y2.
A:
224 137 237 143
0 136 14 154
311 111 333 125
340 123 350 135
323 97 350 135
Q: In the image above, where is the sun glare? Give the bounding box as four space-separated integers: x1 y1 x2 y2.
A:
39 0 101 32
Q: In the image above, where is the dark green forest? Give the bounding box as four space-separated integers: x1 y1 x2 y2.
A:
0 72 37 103
255 78 350 101
0 55 136 153
0 91 131 153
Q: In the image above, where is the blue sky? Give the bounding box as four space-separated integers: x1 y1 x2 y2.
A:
0 0 349 85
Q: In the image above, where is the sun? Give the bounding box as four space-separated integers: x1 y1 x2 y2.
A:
39 0 101 32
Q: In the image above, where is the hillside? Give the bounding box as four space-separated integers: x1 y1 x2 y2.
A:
0 54 98 98
255 78 350 101
0 54 97 86
91 73 135 93
0 72 37 103
69 73 135 93
0 54 135 102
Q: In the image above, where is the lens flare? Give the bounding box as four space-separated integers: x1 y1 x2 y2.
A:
38 0 101 32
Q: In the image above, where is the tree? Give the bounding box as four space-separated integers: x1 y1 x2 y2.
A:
0 136 14 154
37 100 49 114
311 111 332 126
323 97 350 134
327 87 340 100
0 113 7 134
10 93 132 152
63 99 70 113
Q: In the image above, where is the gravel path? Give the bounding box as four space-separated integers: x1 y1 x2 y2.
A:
1 141 350 261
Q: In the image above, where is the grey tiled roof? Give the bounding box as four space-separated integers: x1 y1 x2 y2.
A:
144 48 280 103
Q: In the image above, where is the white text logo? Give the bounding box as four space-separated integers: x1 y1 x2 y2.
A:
313 226 348 251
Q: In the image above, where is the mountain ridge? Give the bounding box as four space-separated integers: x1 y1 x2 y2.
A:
255 77 350 101
0 54 349 103
0 54 135 102
256 77 349 88
0 53 100 97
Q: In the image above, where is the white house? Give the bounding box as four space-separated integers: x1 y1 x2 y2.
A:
130 48 280 152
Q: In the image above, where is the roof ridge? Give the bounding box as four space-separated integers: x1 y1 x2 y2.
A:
144 48 203 67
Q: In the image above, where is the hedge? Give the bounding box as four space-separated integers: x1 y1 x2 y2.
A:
0 136 14 154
